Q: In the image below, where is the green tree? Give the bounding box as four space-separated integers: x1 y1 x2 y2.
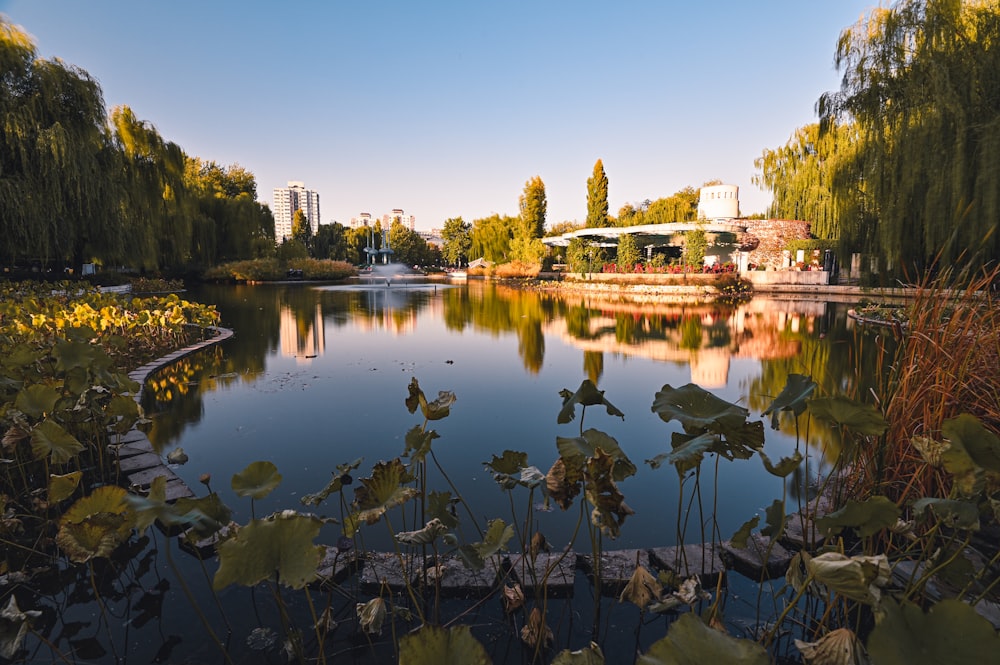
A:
754 122 859 239
645 187 699 225
470 214 515 263
819 0 1000 274
441 216 472 266
615 232 640 272
291 209 312 250
0 20 120 269
312 222 348 260
389 221 432 266
586 159 610 228
683 223 708 268
518 175 547 239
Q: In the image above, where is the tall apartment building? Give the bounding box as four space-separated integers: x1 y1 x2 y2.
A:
272 181 321 241
382 209 415 231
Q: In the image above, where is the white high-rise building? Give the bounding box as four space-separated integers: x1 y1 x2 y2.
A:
273 181 321 241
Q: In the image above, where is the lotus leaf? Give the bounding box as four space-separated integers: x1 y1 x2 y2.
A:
558 379 624 424
427 490 459 529
794 628 869 665
485 450 529 475
124 475 171 535
912 497 980 530
105 395 141 433
231 460 283 499
213 512 324 589
651 383 749 434
546 458 583 510
356 597 386 635
650 577 711 613
619 564 662 610
56 486 132 563
52 339 102 372
552 642 604 665
815 496 900 538
398 624 491 665
942 413 1000 474
2 426 29 450
2 343 41 370
866 598 1000 665
585 448 634 539
646 432 719 476
503 583 525 613
406 378 457 421
396 518 448 545
557 429 636 480
0 595 42 660
346 458 418 536
299 458 363 507
403 425 440 463
47 471 82 503
519 466 546 489
485 449 529 489
637 612 770 665
806 552 890 605
762 374 816 430
172 492 233 539
759 449 804 477
760 499 785 540
16 384 60 419
730 515 760 549
30 419 84 464
457 518 515 570
521 607 553 649
807 397 887 436
910 435 947 467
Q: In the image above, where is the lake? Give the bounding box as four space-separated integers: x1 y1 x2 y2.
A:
140 278 879 553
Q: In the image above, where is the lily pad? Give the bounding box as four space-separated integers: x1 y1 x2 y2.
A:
637 612 770 665
815 496 900 538
651 383 749 434
398 624 490 665
558 379 625 424
213 511 325 589
866 598 1000 665
762 374 817 430
231 460 283 499
807 397 887 436
48 471 82 503
56 486 133 563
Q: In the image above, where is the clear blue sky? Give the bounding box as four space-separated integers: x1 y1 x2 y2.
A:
2 0 876 230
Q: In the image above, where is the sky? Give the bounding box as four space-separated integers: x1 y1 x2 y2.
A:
1 1 878 231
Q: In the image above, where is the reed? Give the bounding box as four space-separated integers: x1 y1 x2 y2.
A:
866 265 1000 504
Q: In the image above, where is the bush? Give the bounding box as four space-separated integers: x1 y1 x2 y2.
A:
287 258 356 280
493 261 541 278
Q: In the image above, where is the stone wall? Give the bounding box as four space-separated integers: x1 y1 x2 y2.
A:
743 219 811 269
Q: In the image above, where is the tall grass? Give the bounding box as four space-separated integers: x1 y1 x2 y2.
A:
864 266 1000 503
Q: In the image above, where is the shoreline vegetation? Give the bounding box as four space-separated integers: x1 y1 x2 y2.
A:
2 269 999 663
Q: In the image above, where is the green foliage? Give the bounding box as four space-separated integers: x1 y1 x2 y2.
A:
637 613 770 665
231 460 283 500
213 511 325 589
441 217 472 267
867 598 1000 665
682 225 707 268
615 232 639 272
518 175 547 240
762 373 816 429
587 159 610 228
819 0 1000 274
815 496 901 538
398 624 491 664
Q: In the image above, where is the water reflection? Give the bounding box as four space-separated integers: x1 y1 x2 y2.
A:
141 280 889 540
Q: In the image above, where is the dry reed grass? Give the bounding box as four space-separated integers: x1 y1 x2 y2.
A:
866 266 1000 504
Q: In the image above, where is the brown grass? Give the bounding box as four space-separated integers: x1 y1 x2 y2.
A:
865 266 1000 503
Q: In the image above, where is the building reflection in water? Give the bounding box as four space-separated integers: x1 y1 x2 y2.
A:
279 303 325 362
546 297 823 388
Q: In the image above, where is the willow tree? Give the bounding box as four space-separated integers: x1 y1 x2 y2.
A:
819 0 1000 274
470 214 515 263
586 159 610 228
754 121 864 240
110 105 190 270
0 19 117 267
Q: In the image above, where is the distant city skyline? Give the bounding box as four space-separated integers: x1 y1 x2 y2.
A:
3 1 877 230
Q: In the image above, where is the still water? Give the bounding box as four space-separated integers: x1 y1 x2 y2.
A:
142 278 877 552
